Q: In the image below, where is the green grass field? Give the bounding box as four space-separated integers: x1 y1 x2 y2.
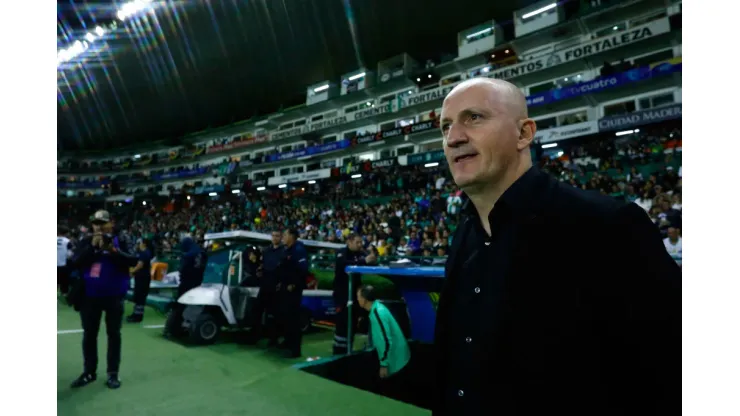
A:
57 300 427 416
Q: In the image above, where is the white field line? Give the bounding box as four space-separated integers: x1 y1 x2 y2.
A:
58 324 165 335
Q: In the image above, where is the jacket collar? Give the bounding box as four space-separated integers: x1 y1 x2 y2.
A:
460 166 546 221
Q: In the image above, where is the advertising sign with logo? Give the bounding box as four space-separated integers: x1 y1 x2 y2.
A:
267 168 332 186
401 84 458 108
371 158 396 169
250 179 267 188
265 139 351 163
271 125 310 141
194 184 225 195
535 121 599 144
526 60 681 107
354 102 395 121
206 134 269 154
353 119 440 147
598 103 682 132
407 149 445 166
310 114 353 131
487 18 671 82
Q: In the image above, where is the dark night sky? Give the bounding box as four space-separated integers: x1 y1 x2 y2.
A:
57 0 542 151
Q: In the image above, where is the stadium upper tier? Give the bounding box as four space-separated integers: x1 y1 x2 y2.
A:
58 1 682 197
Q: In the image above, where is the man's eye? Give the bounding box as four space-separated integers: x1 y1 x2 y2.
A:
441 124 450 131
470 113 481 121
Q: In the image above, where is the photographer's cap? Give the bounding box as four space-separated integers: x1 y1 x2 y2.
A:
92 210 111 224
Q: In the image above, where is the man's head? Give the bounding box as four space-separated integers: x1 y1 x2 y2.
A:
440 78 536 193
346 233 363 252
667 227 679 241
91 210 114 234
271 230 282 246
282 228 299 247
357 284 377 311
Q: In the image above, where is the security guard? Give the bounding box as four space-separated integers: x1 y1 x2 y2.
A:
276 228 308 358
247 230 285 345
126 239 154 323
332 233 376 355
164 236 207 337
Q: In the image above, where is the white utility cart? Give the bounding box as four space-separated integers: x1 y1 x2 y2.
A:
165 230 343 345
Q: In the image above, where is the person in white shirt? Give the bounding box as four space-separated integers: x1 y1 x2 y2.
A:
57 226 73 295
435 175 446 190
634 192 653 213
663 227 682 267
446 191 463 215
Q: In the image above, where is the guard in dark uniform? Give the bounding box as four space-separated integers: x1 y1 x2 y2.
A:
126 239 154 323
276 228 308 358
332 233 376 355
165 237 207 337
247 231 284 345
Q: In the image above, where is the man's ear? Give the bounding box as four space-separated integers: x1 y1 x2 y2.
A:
517 118 537 150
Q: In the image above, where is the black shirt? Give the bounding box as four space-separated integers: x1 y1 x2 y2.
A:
441 167 538 413
261 245 285 291
333 246 367 305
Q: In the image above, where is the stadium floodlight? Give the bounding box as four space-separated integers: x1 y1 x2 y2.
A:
231 190 241 194
84 32 96 43
308 180 316 184
95 26 105 37
348 72 366 81
208 192 218 196
424 162 439 168
615 129 636 136
278 184 287 188
187 195 191 200
257 186 266 191
466 27 492 39
542 143 558 149
351 174 362 179
313 84 329 93
522 3 557 19
117 0 152 22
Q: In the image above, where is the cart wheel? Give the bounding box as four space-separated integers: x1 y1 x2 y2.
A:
188 312 221 345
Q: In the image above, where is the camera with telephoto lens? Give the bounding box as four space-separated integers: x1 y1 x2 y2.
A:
102 233 114 247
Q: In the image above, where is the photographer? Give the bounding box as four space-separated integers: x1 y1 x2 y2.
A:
68 210 137 390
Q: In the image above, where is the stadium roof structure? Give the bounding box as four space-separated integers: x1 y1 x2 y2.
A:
57 0 544 152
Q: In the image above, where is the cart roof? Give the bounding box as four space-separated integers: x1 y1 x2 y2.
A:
204 230 344 250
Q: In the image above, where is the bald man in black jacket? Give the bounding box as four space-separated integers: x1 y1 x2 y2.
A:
433 78 680 415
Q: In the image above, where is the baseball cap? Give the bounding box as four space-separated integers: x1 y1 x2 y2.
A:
91 210 111 224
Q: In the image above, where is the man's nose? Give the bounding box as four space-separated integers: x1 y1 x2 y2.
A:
445 124 467 147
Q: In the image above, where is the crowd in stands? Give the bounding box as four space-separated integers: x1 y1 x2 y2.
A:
59 122 682 265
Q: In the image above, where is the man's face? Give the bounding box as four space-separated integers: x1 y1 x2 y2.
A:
348 236 362 252
667 227 679 240
356 289 367 309
282 231 293 246
441 82 524 189
271 232 281 246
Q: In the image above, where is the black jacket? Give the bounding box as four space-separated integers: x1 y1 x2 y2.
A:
277 242 309 292
433 167 681 415
332 246 368 306
261 244 285 291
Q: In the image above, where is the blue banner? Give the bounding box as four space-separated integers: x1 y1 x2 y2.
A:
57 181 108 189
194 184 225 195
154 166 209 180
265 139 351 163
526 61 682 107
